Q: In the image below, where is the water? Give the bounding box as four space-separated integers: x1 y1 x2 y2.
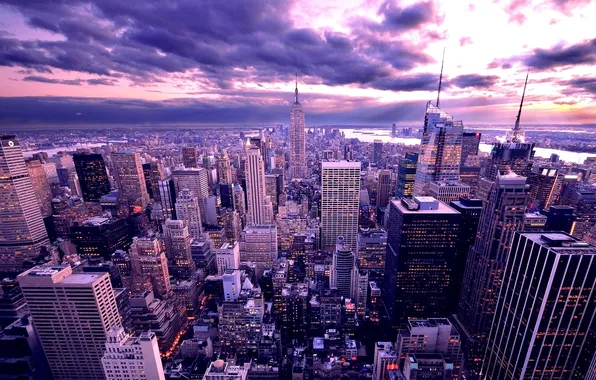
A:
341 128 596 164
22 143 109 158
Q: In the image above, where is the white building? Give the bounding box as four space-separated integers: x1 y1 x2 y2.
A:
216 242 240 275
321 161 361 252
429 180 470 204
102 327 165 380
175 188 203 240
18 265 121 380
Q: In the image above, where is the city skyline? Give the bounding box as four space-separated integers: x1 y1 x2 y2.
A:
0 1 595 127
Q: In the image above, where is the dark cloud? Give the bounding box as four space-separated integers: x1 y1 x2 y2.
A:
451 74 499 88
370 73 439 91
564 77 596 95
525 39 596 69
376 1 440 32
23 75 119 86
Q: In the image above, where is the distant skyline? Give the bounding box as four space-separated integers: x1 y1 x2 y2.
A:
0 0 595 127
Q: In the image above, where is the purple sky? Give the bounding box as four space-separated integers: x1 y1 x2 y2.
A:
0 0 595 127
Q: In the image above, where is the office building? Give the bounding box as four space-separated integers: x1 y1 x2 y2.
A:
0 135 50 270
222 269 242 301
111 151 149 213
240 224 277 278
73 152 111 202
373 140 383 166
357 228 387 283
130 236 171 299
461 131 481 166
204 195 219 226
26 159 53 217
220 183 234 209
372 342 398 380
527 166 561 210
383 197 460 328
429 180 470 204
376 169 392 209
330 237 358 299
289 77 307 179
204 359 248 380
175 188 203 240
245 143 272 224
102 327 165 380
217 149 233 184
459 165 481 197
142 159 164 201
542 205 576 234
158 178 177 221
414 103 463 195
182 146 198 168
163 219 196 279
455 173 528 374
321 161 361 251
559 184 596 239
71 216 130 260
171 167 210 220
216 242 240 275
482 233 596 379
18 265 121 380
396 152 418 198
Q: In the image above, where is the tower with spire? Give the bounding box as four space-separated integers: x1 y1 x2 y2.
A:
289 71 307 179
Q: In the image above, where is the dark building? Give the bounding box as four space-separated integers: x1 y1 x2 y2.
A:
383 197 460 328
448 197 482 312
220 183 234 209
559 183 596 240
81 259 124 288
486 142 535 180
357 228 387 284
461 132 481 166
527 166 561 210
541 205 576 234
459 165 481 197
376 170 392 209
73 153 111 202
455 174 528 375
71 216 131 261
373 140 383 166
396 152 418 198
482 232 596 379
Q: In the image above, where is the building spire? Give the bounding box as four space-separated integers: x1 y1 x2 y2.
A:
512 67 530 143
295 70 299 104
436 47 445 109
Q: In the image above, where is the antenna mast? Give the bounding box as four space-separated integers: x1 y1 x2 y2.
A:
436 47 445 108
295 70 299 104
512 67 530 143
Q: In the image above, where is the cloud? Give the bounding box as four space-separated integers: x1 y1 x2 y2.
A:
370 73 439 91
451 74 499 88
564 77 596 95
459 37 472 47
525 39 596 69
376 1 441 32
22 75 119 86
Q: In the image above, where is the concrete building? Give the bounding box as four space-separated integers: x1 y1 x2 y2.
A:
372 342 398 380
240 224 278 278
429 180 471 204
330 237 358 299
204 359 248 380
111 151 150 214
245 142 273 225
163 219 196 279
216 242 240 275
175 188 203 240
130 236 171 299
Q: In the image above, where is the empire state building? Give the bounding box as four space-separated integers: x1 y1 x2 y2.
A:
289 75 307 179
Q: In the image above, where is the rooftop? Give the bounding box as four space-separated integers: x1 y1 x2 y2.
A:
393 197 459 215
522 233 596 254
321 160 361 169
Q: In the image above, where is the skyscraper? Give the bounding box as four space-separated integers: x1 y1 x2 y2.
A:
130 236 171 299
26 159 53 217
383 197 460 328
163 219 196 279
289 75 307 179
158 178 177 221
396 152 418 198
376 169 392 209
482 232 596 379
73 152 111 202
70 216 130 260
217 149 233 184
413 102 463 195
461 131 481 166
559 183 596 239
111 151 150 214
527 166 561 210
0 135 49 270
18 265 121 380
142 159 164 201
373 140 383 166
182 146 198 168
216 242 240 275
329 237 358 299
240 224 277 278
174 188 203 240
321 161 361 251
455 173 529 374
357 228 387 284
245 142 272 225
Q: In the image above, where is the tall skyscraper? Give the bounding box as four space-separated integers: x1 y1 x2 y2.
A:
329 237 358 299
376 169 392 209
18 265 121 380
73 152 111 202
559 183 596 240
171 167 210 200
0 135 49 270
461 131 481 166
373 140 383 166
357 228 387 284
163 219 196 279
455 173 529 374
111 151 149 214
245 142 272 225
383 197 460 328
26 159 53 217
142 159 164 201
414 102 463 195
482 232 596 379
158 178 177 221
321 161 361 252
527 166 561 210
217 149 233 184
174 188 203 241
102 328 166 380
396 152 418 198
289 75 307 179
130 236 171 299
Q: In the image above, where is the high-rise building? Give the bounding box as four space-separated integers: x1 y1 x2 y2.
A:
482 232 596 379
240 224 277 278
289 76 307 179
102 327 165 380
163 219 196 279
216 242 240 275
26 159 53 217
461 131 481 166
73 152 111 202
383 197 460 328
0 136 49 270
376 170 392 209
18 265 121 380
373 342 398 380
70 216 130 260
175 188 203 240
142 159 164 201
527 166 561 210
130 236 171 299
396 152 418 198
373 140 383 166
321 161 361 252
158 178 177 221
182 146 198 168
217 149 233 184
559 183 596 240
542 205 576 234
455 173 529 374
429 180 470 204
357 228 387 284
245 142 273 225
171 167 210 200
414 103 463 195
330 237 358 299
111 151 150 213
